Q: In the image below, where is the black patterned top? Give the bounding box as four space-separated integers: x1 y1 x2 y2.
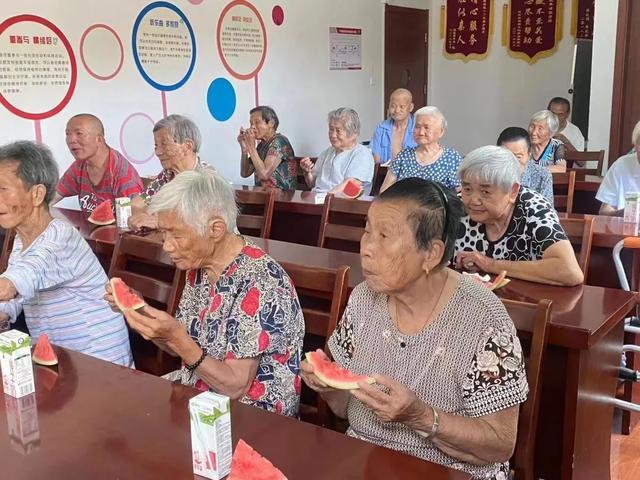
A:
141 159 210 204
454 187 567 262
328 277 528 480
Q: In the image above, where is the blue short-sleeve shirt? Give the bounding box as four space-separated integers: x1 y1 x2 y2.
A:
370 115 418 164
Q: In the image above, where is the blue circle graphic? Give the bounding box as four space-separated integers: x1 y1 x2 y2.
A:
207 78 236 122
131 1 196 91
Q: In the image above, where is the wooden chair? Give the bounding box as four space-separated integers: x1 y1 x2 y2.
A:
370 164 389 196
236 189 276 239
559 216 594 279
0 228 15 273
279 261 349 428
317 194 370 253
502 298 553 480
108 233 185 376
552 170 576 213
565 150 606 176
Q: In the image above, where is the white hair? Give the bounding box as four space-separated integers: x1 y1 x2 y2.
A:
148 168 238 235
328 108 360 136
153 114 201 153
632 120 640 146
458 145 520 192
529 110 560 136
414 106 447 130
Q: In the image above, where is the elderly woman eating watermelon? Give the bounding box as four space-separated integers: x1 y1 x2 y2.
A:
106 168 305 416
301 178 528 480
0 141 133 367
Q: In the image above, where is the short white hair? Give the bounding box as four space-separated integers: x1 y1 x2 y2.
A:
148 168 238 235
414 106 447 130
529 110 560 136
632 120 640 145
458 145 520 192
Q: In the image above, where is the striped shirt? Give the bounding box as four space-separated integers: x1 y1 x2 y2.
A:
57 147 143 215
0 219 133 367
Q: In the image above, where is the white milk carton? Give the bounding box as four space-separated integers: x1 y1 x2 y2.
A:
0 330 35 398
624 192 640 224
115 197 132 230
189 391 232 480
4 392 40 454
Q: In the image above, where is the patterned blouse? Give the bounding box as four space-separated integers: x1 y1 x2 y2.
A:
164 242 305 417
531 138 565 167
520 161 554 206
141 159 210 204
454 187 567 262
390 146 463 189
328 277 528 480
254 133 297 190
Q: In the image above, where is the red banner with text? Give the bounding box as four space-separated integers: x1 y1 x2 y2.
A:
443 0 492 61
507 0 562 63
574 0 594 40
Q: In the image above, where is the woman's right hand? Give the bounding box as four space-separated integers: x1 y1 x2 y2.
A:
128 212 158 231
104 282 119 313
300 157 315 174
237 128 247 152
300 349 339 394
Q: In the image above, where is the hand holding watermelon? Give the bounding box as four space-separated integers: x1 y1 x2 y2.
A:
302 350 375 392
121 303 183 344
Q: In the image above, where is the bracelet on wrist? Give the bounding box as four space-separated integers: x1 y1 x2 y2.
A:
185 350 207 372
416 405 440 440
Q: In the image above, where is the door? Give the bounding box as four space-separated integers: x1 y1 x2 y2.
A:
384 5 428 113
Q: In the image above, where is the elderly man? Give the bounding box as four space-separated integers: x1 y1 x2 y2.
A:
129 114 208 230
547 97 585 152
370 88 417 165
53 114 143 216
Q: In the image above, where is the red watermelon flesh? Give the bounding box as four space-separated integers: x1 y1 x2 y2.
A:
32 333 58 366
305 350 375 390
342 179 363 199
228 439 288 480
466 271 510 291
88 199 115 225
110 277 146 311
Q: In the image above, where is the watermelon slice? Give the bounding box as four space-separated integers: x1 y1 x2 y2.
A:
305 350 375 390
228 439 287 480
32 333 58 366
110 277 146 312
88 199 115 225
342 179 363 199
464 271 510 291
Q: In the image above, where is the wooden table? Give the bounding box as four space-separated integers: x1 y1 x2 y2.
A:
52 207 636 480
0 347 471 479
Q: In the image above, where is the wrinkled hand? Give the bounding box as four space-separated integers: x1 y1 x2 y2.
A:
300 157 315 174
0 278 18 302
300 349 341 394
351 374 428 427
237 127 247 151
122 304 181 343
0 312 10 331
128 212 158 231
103 282 144 314
455 250 496 274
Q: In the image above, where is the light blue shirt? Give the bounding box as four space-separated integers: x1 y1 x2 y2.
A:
0 219 133 367
370 115 418 164
314 144 375 195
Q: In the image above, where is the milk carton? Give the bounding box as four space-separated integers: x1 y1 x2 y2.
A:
189 391 232 480
115 197 132 230
4 393 40 454
624 192 640 224
0 330 35 398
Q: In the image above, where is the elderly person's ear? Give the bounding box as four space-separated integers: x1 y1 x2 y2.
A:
421 239 446 273
31 184 48 207
207 217 230 241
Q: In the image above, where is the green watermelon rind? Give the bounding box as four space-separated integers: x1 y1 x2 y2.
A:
305 351 375 390
32 334 58 366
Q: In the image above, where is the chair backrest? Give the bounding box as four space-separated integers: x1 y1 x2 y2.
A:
108 233 185 375
370 164 388 196
294 156 316 191
559 216 594 279
502 298 553 480
236 189 276 239
279 261 349 427
565 150 605 176
552 170 576 213
0 228 15 273
317 194 371 252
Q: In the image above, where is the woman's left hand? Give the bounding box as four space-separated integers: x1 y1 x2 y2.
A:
455 250 496 274
351 374 428 426
122 304 181 343
0 278 18 302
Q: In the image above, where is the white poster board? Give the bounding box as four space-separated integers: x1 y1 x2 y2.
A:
329 27 361 70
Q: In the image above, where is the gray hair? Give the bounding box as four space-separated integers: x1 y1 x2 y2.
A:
153 114 201 153
250 106 279 131
458 145 520 192
632 120 640 146
0 141 59 204
328 108 360 136
148 168 238 235
414 106 448 130
529 110 560 136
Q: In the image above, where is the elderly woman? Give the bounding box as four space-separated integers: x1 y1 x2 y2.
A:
528 110 566 171
129 114 208 230
302 178 527 479
454 145 583 286
497 127 554 206
380 106 462 192
300 108 374 195
107 168 304 416
0 141 132 366
596 120 640 215
239 106 297 190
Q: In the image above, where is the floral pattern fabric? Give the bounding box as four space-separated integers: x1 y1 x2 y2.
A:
141 159 210 204
164 241 305 417
531 138 566 167
255 133 297 190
